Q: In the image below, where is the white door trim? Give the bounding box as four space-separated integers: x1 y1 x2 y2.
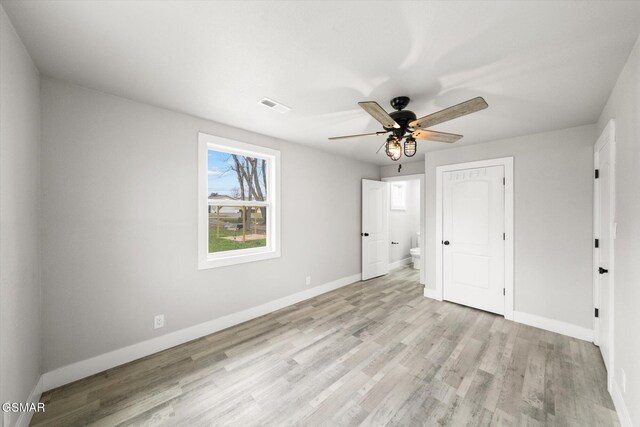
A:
382 174 425 285
593 119 615 390
434 157 514 320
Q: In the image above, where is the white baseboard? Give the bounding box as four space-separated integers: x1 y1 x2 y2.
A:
416 298 593 342
42 273 362 391
389 257 412 270
512 311 593 342
423 287 441 300
611 377 632 427
15 376 43 427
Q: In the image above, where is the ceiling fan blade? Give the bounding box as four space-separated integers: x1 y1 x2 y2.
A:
409 97 488 129
358 101 400 129
412 129 463 143
328 131 388 140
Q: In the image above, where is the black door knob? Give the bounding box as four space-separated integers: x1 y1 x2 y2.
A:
599 267 609 274
443 240 450 245
361 232 369 237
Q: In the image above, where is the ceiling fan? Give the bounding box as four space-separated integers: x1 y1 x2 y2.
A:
329 96 488 161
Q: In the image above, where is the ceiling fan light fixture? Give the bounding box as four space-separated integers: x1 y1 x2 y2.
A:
404 137 417 157
385 136 402 161
384 136 394 156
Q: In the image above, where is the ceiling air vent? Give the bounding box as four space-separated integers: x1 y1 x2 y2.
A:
259 97 291 113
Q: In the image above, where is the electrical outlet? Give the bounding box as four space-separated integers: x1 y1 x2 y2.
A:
306 276 311 286
621 369 626 393
154 314 165 329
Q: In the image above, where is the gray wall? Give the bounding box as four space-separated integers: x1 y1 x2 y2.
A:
40 78 379 371
425 125 596 329
0 5 42 425
380 159 425 178
597 36 640 425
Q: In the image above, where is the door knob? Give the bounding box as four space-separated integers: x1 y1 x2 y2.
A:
361 232 369 237
443 240 450 245
599 267 609 274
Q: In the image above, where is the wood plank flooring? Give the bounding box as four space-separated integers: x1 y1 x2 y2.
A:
32 267 619 426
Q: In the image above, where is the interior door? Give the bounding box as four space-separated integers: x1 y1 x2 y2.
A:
442 166 505 314
596 139 613 373
362 179 389 280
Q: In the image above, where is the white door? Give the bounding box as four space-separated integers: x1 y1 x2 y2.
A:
442 166 505 314
362 179 389 280
595 132 614 373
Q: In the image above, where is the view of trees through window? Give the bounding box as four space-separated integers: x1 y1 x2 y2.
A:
207 149 268 253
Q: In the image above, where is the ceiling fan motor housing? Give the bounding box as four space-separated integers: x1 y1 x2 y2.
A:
386 109 417 137
385 96 416 137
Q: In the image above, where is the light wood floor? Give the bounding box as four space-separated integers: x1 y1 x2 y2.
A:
32 267 618 426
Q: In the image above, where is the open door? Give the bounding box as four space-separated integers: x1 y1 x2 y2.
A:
442 165 505 315
594 120 615 384
362 179 389 280
435 157 513 318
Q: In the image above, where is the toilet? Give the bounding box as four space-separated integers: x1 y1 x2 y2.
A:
410 232 421 270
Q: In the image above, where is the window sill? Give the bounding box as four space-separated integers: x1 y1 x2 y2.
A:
198 248 280 270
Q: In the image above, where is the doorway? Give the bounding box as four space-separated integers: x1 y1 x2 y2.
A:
593 119 615 389
435 157 514 319
382 174 425 285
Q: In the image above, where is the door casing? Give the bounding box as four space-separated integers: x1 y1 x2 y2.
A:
434 157 514 320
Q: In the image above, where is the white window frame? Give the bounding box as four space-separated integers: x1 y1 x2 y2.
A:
198 132 281 269
390 181 407 210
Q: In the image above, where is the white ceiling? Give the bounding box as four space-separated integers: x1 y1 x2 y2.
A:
4 1 640 165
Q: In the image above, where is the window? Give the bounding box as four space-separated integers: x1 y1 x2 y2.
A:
390 181 407 210
198 132 280 269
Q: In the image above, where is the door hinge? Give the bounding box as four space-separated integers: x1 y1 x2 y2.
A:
503 233 505 240
595 169 599 179
503 177 505 185
595 238 599 248
595 308 599 318
503 288 506 296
